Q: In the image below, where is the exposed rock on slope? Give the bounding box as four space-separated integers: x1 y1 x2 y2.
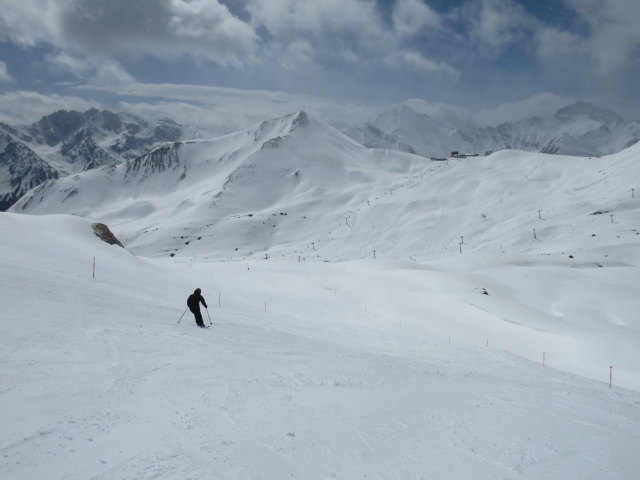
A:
92 223 124 248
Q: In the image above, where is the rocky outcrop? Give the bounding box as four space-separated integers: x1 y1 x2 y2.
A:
0 133 59 211
92 223 124 248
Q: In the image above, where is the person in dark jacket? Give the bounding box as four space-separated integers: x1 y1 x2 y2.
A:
187 288 208 327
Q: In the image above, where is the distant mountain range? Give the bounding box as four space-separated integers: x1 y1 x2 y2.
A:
3 101 640 213
0 108 214 210
345 101 640 159
9 108 640 267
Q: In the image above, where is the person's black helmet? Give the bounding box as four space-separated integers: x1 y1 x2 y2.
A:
195 288 201 294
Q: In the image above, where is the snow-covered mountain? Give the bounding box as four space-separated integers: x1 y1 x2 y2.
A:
346 103 495 158
10 111 426 258
4 101 637 213
4 108 188 172
10 109 640 265
0 132 59 210
497 101 640 155
346 101 640 158
0 108 216 211
4 110 640 478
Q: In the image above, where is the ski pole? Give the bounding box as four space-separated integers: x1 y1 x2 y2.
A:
178 307 188 323
206 308 212 326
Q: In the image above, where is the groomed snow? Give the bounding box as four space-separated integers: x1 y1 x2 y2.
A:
1 212 639 479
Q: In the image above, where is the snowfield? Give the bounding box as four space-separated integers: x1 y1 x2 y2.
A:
2 111 640 479
1 212 639 479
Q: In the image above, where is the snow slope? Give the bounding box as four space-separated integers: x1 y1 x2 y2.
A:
8 110 640 387
14 110 640 263
3 110 640 479
10 111 426 259
1 212 639 479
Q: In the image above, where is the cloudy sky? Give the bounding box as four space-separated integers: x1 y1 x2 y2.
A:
0 0 639 130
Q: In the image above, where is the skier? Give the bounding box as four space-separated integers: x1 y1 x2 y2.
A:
187 288 208 327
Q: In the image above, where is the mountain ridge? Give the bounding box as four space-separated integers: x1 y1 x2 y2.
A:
10 109 640 271
0 132 59 211
4 101 639 212
346 100 640 158
9 110 424 258
0 108 220 211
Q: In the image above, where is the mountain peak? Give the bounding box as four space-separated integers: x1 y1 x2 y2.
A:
250 110 316 147
393 103 425 118
292 110 310 128
554 101 622 123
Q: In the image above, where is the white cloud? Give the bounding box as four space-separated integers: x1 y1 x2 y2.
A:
247 0 384 41
0 0 257 66
92 61 136 87
0 91 101 124
559 0 640 74
403 98 479 127
459 0 533 55
84 81 302 107
118 101 229 134
119 96 301 134
400 51 459 79
79 80 389 132
118 97 388 135
246 0 394 69
536 28 586 65
476 93 575 125
0 60 13 82
0 0 61 46
247 0 456 78
50 53 135 87
0 0 461 97
392 0 441 38
280 39 317 71
403 95 578 127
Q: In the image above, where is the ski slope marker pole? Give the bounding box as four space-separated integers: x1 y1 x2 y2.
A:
609 366 613 388
178 308 188 324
